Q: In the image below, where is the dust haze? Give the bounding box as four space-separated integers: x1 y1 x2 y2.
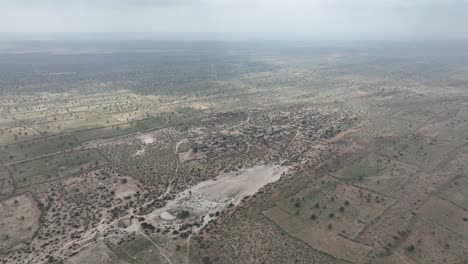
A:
1 0 468 42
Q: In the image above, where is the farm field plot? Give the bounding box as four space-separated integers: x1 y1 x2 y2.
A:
0 194 40 251
335 152 419 196
417 105 468 143
393 107 437 123
439 175 468 209
73 121 146 142
33 114 121 134
0 169 13 199
63 243 129 264
9 148 107 188
0 126 41 146
264 176 394 263
391 217 466 264
375 138 454 172
418 196 468 240
0 134 79 164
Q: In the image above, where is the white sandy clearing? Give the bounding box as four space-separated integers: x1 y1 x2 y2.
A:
138 133 155 144
133 148 146 156
145 164 289 226
190 102 209 110
160 212 177 220
114 179 139 199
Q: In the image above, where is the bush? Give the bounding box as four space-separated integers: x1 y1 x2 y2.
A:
178 210 190 219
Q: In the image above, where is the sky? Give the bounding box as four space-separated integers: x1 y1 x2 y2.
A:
1 0 468 42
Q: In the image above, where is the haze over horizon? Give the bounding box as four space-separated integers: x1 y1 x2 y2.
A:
1 0 468 43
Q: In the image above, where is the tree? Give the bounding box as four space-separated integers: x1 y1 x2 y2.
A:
178 210 190 219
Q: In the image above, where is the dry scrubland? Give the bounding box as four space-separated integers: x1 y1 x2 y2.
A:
0 44 468 264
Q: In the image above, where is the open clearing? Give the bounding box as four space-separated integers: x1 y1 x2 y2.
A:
0 194 40 251
146 164 289 227
264 175 393 263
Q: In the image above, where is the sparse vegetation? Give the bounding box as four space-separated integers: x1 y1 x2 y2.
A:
0 41 467 264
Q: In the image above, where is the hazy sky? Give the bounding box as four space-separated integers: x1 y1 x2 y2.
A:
1 0 468 42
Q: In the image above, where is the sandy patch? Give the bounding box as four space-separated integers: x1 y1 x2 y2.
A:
160 212 176 220
137 133 155 144
133 148 146 156
219 129 242 136
115 178 140 199
146 164 289 226
327 128 358 143
178 151 190 162
190 102 210 110
178 150 206 163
